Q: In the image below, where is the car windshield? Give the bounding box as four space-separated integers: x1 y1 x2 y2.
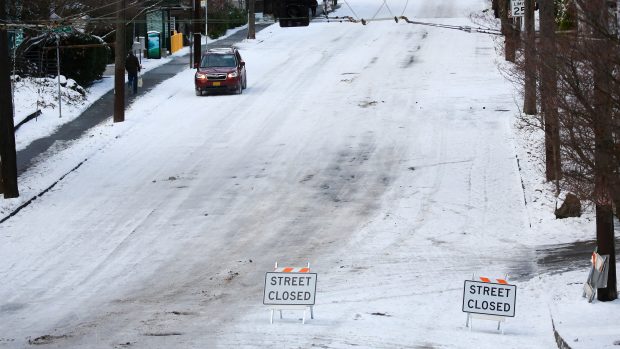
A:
201 54 237 68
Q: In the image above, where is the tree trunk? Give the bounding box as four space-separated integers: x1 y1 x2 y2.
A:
501 0 517 62
113 0 126 123
0 161 4 194
590 0 617 302
523 0 537 115
539 0 561 182
0 0 19 198
248 0 256 39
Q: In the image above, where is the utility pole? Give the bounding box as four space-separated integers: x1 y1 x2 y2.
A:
248 0 256 39
193 0 201 68
189 5 193 68
56 35 62 118
590 0 617 302
204 0 208 50
0 0 19 198
523 0 537 115
114 0 126 123
539 0 561 182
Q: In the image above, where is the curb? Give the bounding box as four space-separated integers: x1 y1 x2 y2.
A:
551 317 573 349
0 159 87 224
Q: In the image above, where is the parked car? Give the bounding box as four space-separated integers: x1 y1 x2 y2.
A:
194 47 247 96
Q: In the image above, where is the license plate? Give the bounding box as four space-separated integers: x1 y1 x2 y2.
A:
212 82 220 86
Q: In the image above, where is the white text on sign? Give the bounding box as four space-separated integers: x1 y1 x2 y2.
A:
263 272 317 306
462 280 516 317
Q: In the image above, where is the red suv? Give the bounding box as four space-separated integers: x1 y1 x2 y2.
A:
195 47 247 96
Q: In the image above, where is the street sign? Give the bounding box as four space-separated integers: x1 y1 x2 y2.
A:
8 29 23 51
463 280 516 317
510 0 525 17
263 272 317 306
583 250 610 302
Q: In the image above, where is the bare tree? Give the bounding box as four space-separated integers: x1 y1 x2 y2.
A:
526 0 618 300
501 0 618 299
247 0 255 39
568 0 618 301
539 0 562 183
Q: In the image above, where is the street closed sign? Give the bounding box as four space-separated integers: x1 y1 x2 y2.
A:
462 280 516 317
263 272 317 306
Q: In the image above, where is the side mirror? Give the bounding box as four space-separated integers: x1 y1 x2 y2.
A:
240 61 245 67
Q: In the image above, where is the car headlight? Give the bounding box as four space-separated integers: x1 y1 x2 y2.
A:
227 71 238 78
196 73 207 79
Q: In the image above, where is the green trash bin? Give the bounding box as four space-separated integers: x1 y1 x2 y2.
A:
147 31 161 59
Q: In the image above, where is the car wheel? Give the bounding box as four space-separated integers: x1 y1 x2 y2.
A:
242 76 247 89
195 89 202 96
236 82 243 95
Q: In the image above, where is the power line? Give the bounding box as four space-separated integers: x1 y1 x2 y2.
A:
397 16 502 35
72 0 164 25
61 0 126 22
400 0 409 17
320 14 502 35
371 0 395 20
2 0 163 28
323 0 502 35
63 0 128 21
340 0 360 21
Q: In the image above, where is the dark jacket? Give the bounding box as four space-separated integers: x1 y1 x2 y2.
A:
125 53 140 75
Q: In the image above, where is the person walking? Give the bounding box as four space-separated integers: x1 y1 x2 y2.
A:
310 0 318 16
125 51 141 94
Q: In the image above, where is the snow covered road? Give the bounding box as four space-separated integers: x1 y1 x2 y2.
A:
1 1 559 348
